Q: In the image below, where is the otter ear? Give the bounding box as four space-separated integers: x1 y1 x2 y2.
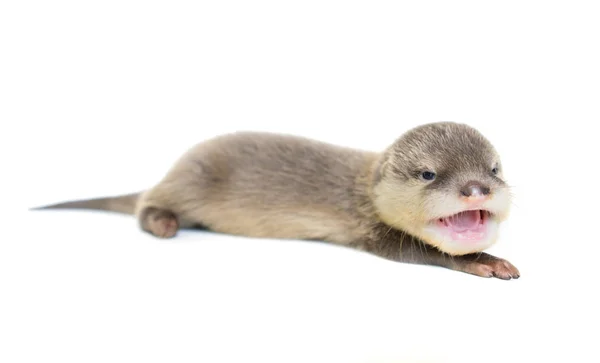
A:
373 157 388 184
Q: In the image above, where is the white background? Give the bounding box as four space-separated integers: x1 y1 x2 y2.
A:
1 1 599 362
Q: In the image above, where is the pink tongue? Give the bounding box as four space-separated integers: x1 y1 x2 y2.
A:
447 210 481 231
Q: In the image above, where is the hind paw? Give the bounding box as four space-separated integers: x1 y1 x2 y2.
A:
140 207 179 238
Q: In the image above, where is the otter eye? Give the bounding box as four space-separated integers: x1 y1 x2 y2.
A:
421 171 436 181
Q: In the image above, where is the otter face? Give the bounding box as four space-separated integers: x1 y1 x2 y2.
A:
372 122 511 256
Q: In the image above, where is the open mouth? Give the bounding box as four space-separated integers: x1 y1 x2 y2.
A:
434 210 492 242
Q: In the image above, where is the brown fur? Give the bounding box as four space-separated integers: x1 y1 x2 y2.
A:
32 122 519 279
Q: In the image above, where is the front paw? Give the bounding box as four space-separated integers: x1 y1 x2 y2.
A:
460 254 520 280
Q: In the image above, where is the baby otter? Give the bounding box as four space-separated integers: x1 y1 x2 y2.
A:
33 122 519 279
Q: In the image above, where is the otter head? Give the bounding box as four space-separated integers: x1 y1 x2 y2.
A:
371 122 511 256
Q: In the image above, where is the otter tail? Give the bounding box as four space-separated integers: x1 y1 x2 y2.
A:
30 192 141 215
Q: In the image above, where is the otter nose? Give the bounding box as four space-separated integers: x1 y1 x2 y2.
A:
460 181 490 198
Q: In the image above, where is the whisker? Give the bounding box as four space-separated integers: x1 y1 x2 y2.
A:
381 224 394 240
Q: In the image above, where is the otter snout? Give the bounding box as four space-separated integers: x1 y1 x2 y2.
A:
460 181 490 198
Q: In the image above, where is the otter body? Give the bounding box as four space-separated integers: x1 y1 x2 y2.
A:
34 122 520 279
137 132 379 244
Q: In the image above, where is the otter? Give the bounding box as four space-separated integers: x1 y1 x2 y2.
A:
32 122 519 279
